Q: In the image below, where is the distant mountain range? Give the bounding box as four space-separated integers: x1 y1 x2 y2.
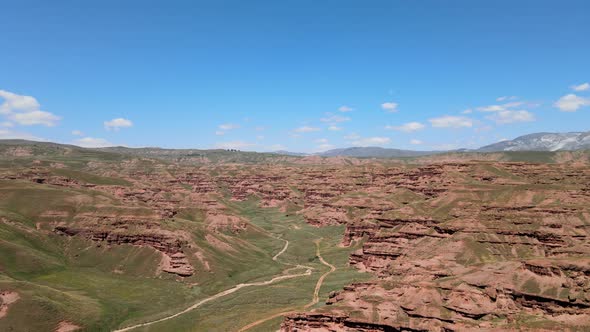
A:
1 131 589 160
477 131 590 152
273 131 590 157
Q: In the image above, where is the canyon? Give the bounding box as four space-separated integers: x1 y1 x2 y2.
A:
0 141 589 331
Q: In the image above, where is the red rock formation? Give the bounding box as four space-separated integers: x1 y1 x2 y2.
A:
280 161 590 331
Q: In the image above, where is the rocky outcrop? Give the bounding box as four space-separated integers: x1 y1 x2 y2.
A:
54 215 195 277
0 291 20 319
280 161 590 330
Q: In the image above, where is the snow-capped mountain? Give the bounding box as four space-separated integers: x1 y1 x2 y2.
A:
478 131 590 152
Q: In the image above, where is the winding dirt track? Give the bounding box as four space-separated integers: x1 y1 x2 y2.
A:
237 239 336 332
306 239 336 308
112 238 312 332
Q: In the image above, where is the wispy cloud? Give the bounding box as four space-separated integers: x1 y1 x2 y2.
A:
315 143 334 151
0 129 45 141
429 115 473 128
104 118 133 131
338 105 354 112
496 96 518 102
319 113 348 132
320 114 350 123
410 139 422 145
486 110 535 124
381 102 398 113
571 83 590 92
477 101 524 112
344 133 360 140
73 137 113 148
294 126 320 133
218 123 240 130
385 121 425 132
352 136 391 146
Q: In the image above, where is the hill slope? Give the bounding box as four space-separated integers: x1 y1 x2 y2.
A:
478 131 590 152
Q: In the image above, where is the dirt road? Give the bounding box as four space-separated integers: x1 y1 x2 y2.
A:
113 238 312 332
237 239 336 332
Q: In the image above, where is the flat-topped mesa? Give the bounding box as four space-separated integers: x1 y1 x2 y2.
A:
54 225 185 252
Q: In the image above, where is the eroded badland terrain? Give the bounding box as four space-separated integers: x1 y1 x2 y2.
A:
1 141 590 331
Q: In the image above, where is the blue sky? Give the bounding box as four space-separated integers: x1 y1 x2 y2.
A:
1 0 589 152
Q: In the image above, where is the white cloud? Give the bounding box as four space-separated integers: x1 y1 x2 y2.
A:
571 83 590 92
316 143 334 151
475 125 493 133
315 138 329 144
338 105 354 112
429 115 473 128
0 90 40 113
215 131 225 136
462 109 473 114
496 96 518 102
381 102 398 113
477 101 524 112
294 126 320 133
218 123 240 130
9 110 60 126
73 137 113 148
328 125 342 131
0 90 61 126
1 121 14 128
410 139 422 145
554 94 590 112
486 110 535 124
0 129 45 141
320 114 350 123
352 136 391 146
385 121 425 132
214 141 256 150
478 105 504 112
71 130 83 136
104 118 133 131
344 133 360 140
